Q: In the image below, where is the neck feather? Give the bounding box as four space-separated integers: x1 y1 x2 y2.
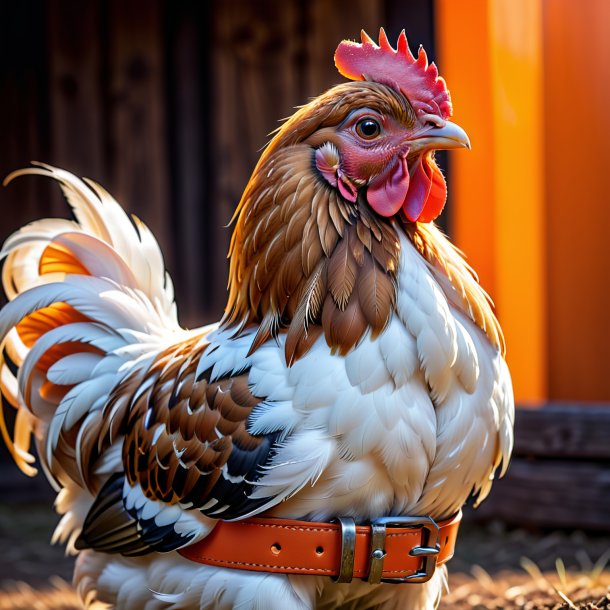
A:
224 144 401 364
224 144 504 362
405 223 505 355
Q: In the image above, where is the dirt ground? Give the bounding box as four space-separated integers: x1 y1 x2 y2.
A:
440 519 610 609
1 503 610 609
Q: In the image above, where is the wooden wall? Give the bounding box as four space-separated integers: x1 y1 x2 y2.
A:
0 0 436 328
0 0 437 486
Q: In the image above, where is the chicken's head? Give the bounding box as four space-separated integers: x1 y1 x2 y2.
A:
307 29 470 223
225 29 472 357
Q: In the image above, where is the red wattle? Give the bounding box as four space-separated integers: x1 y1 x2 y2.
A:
402 158 431 222
402 157 447 223
418 159 447 223
366 156 410 217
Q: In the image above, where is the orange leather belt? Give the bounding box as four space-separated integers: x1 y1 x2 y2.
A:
179 511 461 584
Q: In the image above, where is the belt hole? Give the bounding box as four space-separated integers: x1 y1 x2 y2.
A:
445 536 449 545
271 543 282 555
316 546 324 555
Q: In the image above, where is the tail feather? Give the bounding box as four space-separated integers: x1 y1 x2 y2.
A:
3 164 177 319
0 164 183 489
1 219 79 299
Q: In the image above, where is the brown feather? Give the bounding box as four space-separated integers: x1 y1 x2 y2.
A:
359 208 383 242
106 335 266 508
316 191 340 256
356 256 395 337
327 192 346 237
285 261 327 365
285 325 323 367
356 221 372 253
275 245 303 309
248 311 276 356
301 215 324 276
284 200 311 249
322 292 368 356
327 231 357 310
223 139 400 362
350 230 366 267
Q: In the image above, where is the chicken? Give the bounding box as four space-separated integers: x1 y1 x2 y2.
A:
0 29 513 610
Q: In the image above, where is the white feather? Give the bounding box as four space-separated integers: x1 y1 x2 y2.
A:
47 352 103 385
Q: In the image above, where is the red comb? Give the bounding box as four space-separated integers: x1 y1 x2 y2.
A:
334 28 452 120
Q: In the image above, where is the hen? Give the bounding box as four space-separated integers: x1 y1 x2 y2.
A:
0 29 513 610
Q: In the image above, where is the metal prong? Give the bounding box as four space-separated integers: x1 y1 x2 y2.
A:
410 546 440 557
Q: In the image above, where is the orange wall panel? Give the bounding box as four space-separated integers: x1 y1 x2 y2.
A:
488 0 546 403
544 0 610 400
436 0 496 296
436 0 547 403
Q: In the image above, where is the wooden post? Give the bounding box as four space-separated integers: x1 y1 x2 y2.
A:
47 0 105 187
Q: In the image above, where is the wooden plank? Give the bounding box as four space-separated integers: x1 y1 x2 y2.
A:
475 457 610 531
0 1 55 233
305 0 383 99
47 0 106 191
212 0 301 199
165 3 210 325
513 403 610 460
473 403 610 529
0 3 55 480
210 0 302 318
386 0 435 54
106 0 172 271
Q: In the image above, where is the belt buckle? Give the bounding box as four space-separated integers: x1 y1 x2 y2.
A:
368 515 440 584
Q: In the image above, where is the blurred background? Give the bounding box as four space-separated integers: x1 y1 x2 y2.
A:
0 0 609 586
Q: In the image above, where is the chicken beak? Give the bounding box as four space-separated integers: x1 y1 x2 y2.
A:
410 121 471 153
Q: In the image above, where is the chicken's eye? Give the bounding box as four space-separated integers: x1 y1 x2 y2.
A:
355 118 381 140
